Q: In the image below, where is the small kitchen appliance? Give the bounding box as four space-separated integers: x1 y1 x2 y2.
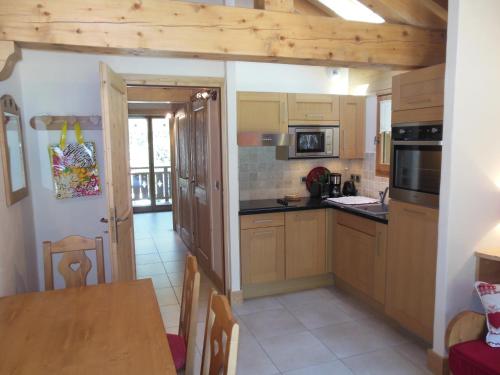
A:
329 173 342 197
276 125 340 160
342 180 358 196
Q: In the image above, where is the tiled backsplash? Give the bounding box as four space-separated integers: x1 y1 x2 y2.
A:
238 148 389 201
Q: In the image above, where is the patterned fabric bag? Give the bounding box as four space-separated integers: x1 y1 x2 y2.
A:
49 121 101 199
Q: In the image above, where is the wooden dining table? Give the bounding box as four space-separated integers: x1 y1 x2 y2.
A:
0 279 176 374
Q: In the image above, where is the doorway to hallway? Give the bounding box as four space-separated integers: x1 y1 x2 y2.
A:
128 116 172 213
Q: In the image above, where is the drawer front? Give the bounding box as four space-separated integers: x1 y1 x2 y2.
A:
337 212 376 236
240 212 285 229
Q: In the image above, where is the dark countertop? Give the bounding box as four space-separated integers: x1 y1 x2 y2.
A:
239 197 388 224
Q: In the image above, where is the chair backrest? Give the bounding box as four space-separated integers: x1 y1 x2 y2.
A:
43 235 105 290
179 254 200 375
201 290 239 375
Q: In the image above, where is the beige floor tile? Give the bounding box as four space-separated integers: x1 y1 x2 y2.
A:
239 308 306 340
160 304 181 329
237 325 280 375
164 260 185 273
259 331 336 372
155 287 179 306
342 348 428 375
288 299 354 330
167 272 184 287
333 297 373 320
135 238 157 253
173 286 183 303
277 288 336 309
159 250 188 262
395 342 433 374
283 360 354 375
144 273 171 289
233 296 284 316
166 325 179 335
135 253 162 265
363 316 410 346
136 262 165 277
311 321 389 359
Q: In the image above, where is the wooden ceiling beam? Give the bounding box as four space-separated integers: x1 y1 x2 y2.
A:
0 0 446 69
127 86 195 103
358 0 447 30
293 0 332 17
255 0 295 13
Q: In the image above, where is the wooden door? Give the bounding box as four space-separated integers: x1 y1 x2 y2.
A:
340 95 365 159
288 94 339 122
176 108 193 247
392 64 445 111
386 200 438 342
99 62 136 282
192 100 211 273
241 226 285 285
285 210 326 279
237 92 288 133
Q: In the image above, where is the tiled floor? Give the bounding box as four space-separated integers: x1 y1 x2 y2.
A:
135 212 432 375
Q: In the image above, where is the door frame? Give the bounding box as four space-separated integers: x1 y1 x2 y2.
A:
122 74 231 294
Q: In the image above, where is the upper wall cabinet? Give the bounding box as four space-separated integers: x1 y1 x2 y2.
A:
392 64 445 112
287 94 340 123
340 95 366 159
237 92 288 133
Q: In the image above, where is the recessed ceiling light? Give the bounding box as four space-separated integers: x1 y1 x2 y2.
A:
317 0 385 24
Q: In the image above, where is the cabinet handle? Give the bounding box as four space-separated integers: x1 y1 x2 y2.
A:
253 219 273 224
305 114 324 119
403 208 426 216
253 229 275 236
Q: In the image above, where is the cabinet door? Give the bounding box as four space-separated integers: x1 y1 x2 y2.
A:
334 224 375 296
241 226 285 285
340 95 365 159
285 210 326 279
237 92 288 133
373 223 387 305
386 200 438 342
288 94 339 122
392 64 445 111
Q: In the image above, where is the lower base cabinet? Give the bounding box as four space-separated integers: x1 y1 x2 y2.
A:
332 212 387 305
385 200 438 342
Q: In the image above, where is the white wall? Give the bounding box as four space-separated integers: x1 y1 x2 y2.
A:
17 49 225 289
0 60 38 296
433 0 500 356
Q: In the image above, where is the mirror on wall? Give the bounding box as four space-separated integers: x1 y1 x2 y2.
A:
0 95 28 206
376 94 392 177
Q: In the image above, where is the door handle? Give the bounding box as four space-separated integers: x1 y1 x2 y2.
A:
100 217 109 223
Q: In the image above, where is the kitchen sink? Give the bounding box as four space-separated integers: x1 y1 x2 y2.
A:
348 203 389 215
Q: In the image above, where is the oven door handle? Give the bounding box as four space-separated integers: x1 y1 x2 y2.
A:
392 140 443 146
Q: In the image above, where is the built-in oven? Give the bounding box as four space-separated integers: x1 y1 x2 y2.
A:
390 121 443 208
277 126 340 159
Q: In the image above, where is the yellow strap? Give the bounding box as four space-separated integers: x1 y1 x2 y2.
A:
60 120 68 149
74 121 84 144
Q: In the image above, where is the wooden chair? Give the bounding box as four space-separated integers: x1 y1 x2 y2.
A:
446 310 500 375
43 235 105 290
200 290 239 375
166 254 200 375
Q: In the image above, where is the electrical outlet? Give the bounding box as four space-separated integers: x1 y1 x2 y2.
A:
351 174 361 183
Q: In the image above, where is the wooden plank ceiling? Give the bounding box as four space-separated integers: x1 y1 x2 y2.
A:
0 0 447 69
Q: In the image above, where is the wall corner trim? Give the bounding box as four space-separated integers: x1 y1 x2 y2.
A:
0 41 21 81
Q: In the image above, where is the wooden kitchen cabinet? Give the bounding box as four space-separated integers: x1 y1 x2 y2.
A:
392 64 445 112
340 95 365 159
237 92 288 133
385 200 438 342
240 213 285 285
287 93 340 123
285 210 327 279
332 212 387 304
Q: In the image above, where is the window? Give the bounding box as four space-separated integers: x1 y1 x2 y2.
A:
376 94 391 177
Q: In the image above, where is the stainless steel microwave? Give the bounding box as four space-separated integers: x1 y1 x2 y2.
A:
390 121 443 208
276 126 340 160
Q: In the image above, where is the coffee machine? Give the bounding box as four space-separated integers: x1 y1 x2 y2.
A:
329 173 342 197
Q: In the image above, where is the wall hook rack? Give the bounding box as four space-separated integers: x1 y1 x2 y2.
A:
30 116 102 131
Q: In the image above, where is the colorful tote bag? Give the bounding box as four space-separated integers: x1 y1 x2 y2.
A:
49 121 101 199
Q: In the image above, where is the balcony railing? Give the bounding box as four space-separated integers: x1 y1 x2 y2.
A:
131 166 172 207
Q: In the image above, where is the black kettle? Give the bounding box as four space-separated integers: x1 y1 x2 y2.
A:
342 180 358 196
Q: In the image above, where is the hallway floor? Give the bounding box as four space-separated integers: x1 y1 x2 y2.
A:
135 212 431 375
